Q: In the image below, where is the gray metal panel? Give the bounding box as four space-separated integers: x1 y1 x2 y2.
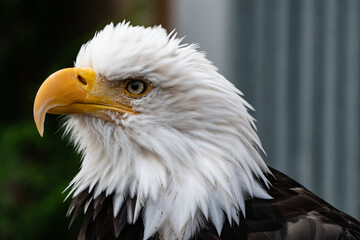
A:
231 0 360 218
343 0 360 218
174 0 360 219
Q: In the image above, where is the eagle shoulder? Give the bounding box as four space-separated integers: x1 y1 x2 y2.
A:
67 167 360 240
196 167 360 240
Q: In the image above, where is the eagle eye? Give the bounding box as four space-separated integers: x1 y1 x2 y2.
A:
125 79 148 97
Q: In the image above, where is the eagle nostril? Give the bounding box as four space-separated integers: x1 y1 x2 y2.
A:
77 75 87 85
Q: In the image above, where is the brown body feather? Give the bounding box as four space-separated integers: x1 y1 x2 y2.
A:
68 167 360 240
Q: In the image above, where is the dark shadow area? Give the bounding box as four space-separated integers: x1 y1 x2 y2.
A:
0 0 170 239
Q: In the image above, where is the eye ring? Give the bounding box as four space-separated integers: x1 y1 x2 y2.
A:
124 79 149 97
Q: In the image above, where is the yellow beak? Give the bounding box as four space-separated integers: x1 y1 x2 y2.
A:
33 67 134 136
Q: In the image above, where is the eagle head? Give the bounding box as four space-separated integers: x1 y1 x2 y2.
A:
34 22 270 239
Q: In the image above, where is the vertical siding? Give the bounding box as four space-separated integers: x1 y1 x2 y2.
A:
274 0 290 175
232 0 360 218
344 0 360 218
298 0 316 187
174 0 359 220
322 0 338 206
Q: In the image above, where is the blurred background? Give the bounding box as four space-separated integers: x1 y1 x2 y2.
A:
0 0 359 239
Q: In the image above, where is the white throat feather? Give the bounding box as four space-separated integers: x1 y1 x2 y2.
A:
64 22 271 240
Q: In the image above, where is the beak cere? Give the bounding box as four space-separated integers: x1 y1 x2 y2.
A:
33 67 135 136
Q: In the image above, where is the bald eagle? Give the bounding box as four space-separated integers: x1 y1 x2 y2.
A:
34 22 360 240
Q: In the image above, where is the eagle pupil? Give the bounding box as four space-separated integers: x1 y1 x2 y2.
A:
131 81 139 91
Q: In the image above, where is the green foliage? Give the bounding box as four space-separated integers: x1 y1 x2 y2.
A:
0 0 160 238
0 120 80 239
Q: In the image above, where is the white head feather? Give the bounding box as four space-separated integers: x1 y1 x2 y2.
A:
64 22 270 240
